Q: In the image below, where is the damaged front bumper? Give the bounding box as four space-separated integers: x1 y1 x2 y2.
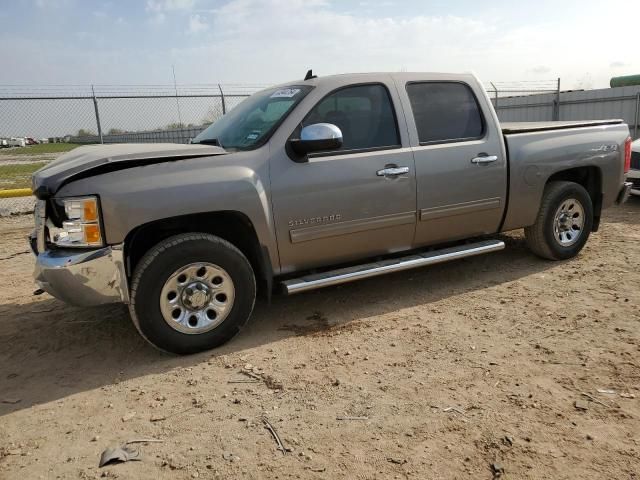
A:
33 243 129 307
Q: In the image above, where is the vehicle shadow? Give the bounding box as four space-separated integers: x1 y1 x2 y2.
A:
0 233 555 416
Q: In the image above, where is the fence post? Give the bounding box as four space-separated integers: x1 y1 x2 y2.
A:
218 84 226 115
172 66 183 128
634 92 639 139
490 82 498 111
554 77 561 121
91 85 103 144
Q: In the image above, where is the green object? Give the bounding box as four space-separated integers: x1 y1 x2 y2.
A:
610 75 640 88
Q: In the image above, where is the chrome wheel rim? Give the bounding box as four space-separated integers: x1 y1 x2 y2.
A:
553 198 585 247
159 262 235 334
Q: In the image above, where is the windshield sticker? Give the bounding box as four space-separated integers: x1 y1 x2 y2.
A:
270 88 301 98
246 133 259 140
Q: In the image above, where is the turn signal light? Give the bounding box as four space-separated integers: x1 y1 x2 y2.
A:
84 224 102 244
83 199 99 222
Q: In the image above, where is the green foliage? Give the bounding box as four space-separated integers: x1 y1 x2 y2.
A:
165 122 197 130
201 106 222 125
77 128 96 136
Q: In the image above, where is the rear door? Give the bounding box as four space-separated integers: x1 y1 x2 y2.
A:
396 75 507 246
269 78 417 274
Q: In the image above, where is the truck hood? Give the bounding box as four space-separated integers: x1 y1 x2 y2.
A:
32 143 226 199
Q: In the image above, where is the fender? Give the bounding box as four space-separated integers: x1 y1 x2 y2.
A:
54 151 280 273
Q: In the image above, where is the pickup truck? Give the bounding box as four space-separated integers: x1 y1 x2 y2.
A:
30 72 634 354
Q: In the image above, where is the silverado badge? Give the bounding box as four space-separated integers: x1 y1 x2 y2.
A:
288 214 342 228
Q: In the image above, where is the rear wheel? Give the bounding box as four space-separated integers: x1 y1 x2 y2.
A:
129 233 256 354
525 181 593 260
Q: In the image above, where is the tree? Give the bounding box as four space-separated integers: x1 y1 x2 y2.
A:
108 128 124 135
201 105 222 125
76 128 96 137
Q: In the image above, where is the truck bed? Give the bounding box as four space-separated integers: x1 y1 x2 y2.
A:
501 119 624 134
500 119 629 233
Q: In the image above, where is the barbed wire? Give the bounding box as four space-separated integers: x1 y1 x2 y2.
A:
1 80 564 98
483 80 560 99
0 83 269 98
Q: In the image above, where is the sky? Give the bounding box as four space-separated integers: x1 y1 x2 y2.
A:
1 0 639 90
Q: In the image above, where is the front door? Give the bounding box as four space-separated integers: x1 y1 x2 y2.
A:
269 80 417 274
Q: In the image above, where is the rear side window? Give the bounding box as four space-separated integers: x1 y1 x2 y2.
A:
406 82 484 144
303 84 400 152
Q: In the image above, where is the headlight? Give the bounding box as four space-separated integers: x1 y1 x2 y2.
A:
50 196 104 247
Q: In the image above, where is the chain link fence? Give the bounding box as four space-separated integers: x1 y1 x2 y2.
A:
485 79 562 121
0 84 264 214
2 79 640 215
486 79 640 134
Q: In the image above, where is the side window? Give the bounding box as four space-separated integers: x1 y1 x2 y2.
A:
406 82 484 144
302 84 400 152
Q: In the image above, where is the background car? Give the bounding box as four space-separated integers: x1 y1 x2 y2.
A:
8 137 26 147
629 138 640 195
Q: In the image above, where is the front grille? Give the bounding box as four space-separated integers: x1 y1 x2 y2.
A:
631 151 640 170
630 177 640 190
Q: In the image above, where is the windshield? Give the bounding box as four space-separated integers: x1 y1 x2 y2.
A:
192 85 312 150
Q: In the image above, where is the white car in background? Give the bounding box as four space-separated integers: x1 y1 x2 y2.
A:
8 137 26 147
630 139 640 195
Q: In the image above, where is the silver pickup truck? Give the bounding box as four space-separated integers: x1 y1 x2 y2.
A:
31 72 633 354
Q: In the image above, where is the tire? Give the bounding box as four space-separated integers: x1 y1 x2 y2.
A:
524 181 593 260
129 233 256 354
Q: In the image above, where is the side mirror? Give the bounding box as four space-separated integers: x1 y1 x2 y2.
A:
289 123 343 157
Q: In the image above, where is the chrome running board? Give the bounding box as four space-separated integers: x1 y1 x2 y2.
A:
281 239 505 295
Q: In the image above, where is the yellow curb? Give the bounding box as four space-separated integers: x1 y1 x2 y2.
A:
0 188 33 199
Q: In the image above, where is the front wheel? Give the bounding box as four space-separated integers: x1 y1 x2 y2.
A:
129 233 256 354
525 181 593 260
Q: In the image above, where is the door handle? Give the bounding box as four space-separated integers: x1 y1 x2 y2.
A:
471 155 498 165
377 166 409 177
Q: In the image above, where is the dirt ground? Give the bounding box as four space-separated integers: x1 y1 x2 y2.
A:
1 199 639 480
